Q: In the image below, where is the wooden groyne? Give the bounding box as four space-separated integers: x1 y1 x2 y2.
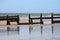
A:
0 13 60 32
0 13 60 25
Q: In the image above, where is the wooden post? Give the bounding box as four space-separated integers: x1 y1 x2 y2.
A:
17 15 19 25
7 15 10 25
29 14 31 24
31 18 33 24
51 13 53 24
40 14 43 24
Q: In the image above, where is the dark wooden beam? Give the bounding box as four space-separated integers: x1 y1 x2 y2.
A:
51 13 53 24
40 14 43 24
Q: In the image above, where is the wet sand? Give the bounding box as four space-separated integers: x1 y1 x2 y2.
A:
0 25 60 40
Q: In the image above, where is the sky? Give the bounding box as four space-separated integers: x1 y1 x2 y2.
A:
0 0 60 14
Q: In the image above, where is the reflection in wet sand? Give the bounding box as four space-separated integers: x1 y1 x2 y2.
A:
40 26 43 35
29 26 33 35
0 26 60 40
52 26 54 35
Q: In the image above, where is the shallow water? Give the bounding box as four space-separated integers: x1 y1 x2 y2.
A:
0 25 60 40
